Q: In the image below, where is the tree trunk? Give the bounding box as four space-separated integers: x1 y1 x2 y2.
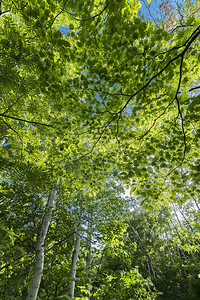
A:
85 220 92 299
26 180 58 300
192 195 200 212
68 229 81 299
128 220 156 278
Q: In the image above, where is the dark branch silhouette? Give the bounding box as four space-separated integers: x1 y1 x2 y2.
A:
0 113 53 127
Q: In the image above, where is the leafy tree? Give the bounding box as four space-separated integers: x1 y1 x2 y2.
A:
126 198 200 300
89 227 158 300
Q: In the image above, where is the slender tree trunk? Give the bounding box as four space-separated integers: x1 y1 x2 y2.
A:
128 220 156 278
192 195 200 212
85 220 92 299
165 231 182 274
177 204 194 232
164 240 178 268
68 229 81 299
26 180 58 300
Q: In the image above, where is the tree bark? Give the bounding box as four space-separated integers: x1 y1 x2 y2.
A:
26 180 58 300
68 229 81 299
85 219 92 299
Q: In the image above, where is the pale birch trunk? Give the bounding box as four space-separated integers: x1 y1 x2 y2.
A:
85 220 92 299
68 230 81 299
26 180 58 300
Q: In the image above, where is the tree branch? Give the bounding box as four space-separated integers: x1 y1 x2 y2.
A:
189 85 200 92
119 26 200 115
45 231 76 254
0 10 12 18
0 113 53 127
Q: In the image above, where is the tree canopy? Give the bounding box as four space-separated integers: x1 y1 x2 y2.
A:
0 0 200 299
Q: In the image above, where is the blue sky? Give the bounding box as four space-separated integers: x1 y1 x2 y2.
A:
139 0 177 22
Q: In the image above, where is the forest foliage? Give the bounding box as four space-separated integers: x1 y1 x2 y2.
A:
0 0 200 299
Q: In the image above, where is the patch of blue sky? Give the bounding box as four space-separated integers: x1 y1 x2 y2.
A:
60 25 71 36
139 0 179 24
